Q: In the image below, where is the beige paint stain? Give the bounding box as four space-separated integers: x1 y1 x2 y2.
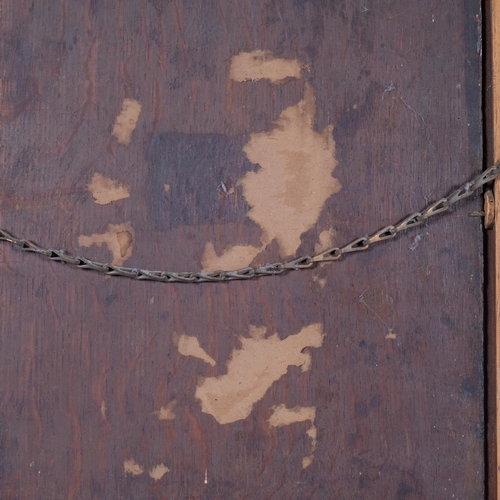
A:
314 229 337 255
112 98 142 145
175 333 216 367
268 404 318 469
312 274 327 289
123 458 144 476
100 400 107 418
87 173 130 205
149 463 170 481
302 428 317 468
386 333 397 340
201 242 261 271
164 184 171 192
195 323 324 424
268 404 315 427
239 83 341 257
78 222 134 266
230 50 304 83
153 401 177 421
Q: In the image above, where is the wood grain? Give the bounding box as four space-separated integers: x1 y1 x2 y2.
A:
486 0 500 497
0 1 484 498
494 0 500 493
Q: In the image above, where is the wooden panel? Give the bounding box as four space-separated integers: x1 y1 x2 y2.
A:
485 1 500 497
0 1 484 498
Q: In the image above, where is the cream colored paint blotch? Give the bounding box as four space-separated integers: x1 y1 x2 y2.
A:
312 274 327 289
112 98 142 145
87 173 130 205
123 458 144 476
230 50 304 83
154 400 177 421
78 222 134 266
268 404 317 468
302 426 318 469
195 323 324 424
314 229 337 254
175 333 216 367
149 463 170 481
201 242 261 272
239 83 341 257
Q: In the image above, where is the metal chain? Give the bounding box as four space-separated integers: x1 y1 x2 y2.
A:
1 163 500 283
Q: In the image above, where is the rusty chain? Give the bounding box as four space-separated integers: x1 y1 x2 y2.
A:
1 163 500 283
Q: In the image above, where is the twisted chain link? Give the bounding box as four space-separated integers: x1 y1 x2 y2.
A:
1 163 500 283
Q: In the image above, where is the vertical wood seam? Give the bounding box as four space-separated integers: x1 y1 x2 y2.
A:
491 0 500 496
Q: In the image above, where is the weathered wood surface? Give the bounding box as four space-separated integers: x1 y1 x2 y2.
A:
0 1 484 498
485 1 500 497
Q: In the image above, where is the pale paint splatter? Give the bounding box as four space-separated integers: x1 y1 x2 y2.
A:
201 242 261 272
149 463 170 481
123 458 144 476
195 323 324 424
304 429 318 468
154 401 177 421
268 404 318 469
314 228 337 255
307 426 318 450
386 333 397 340
164 184 171 192
87 173 130 205
313 229 337 278
239 83 341 257
112 98 142 145
230 50 304 83
100 400 107 418
312 274 327 289
268 404 315 427
175 333 216 367
78 222 134 266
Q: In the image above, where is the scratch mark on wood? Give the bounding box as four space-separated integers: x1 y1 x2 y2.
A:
358 289 394 336
399 96 427 126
